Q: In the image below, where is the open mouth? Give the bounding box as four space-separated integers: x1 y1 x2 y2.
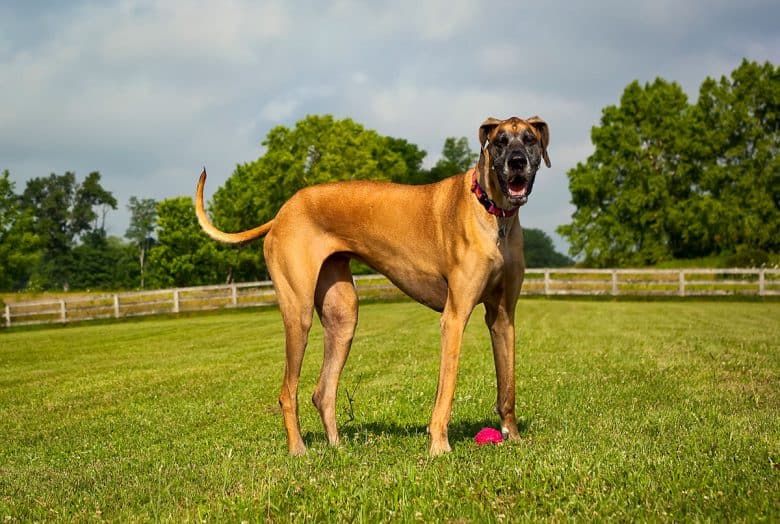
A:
507 175 530 204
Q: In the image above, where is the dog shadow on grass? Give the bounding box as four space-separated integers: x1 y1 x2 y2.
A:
303 417 532 448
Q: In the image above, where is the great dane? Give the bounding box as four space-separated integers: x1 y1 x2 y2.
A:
195 116 550 455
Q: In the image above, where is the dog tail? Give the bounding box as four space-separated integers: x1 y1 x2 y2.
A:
195 168 273 244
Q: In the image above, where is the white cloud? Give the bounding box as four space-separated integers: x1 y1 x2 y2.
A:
103 0 289 63
321 0 476 41
412 0 477 41
351 72 369 85
259 97 301 122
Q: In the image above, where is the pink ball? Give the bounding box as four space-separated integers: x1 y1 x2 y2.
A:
474 427 504 445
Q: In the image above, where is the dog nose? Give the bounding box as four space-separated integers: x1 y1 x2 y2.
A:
508 154 527 170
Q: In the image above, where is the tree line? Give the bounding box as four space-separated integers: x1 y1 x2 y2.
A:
558 59 779 267
4 58 771 292
0 118 570 292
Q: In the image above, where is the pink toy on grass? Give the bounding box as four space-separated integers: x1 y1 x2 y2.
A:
474 427 504 445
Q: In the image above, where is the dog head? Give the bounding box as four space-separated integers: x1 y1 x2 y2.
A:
478 116 550 207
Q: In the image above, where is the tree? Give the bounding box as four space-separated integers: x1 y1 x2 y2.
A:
147 197 226 287
20 171 117 289
21 172 77 287
557 79 699 266
426 137 478 182
384 137 428 184
259 114 408 206
691 59 780 260
69 233 138 290
0 170 41 290
558 60 779 267
209 115 411 282
125 197 158 288
207 161 269 282
72 171 118 236
523 228 572 267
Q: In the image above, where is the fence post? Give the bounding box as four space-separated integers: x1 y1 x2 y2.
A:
544 270 551 295
113 294 120 318
611 270 618 296
678 271 686 297
60 299 67 323
759 269 765 297
231 283 238 306
173 289 180 313
4 304 10 328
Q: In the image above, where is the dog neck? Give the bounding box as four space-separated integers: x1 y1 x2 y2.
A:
470 169 519 219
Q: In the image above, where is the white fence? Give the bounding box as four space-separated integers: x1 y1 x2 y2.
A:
522 267 780 297
3 269 779 328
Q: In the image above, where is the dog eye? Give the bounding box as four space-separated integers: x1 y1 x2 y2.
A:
522 131 536 144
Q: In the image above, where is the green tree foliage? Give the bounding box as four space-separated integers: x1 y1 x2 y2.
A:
209 115 413 281
21 172 78 286
257 114 408 214
557 79 691 266
72 171 118 234
558 60 779 267
523 228 573 268
19 171 117 289
426 137 479 182
125 197 158 288
207 160 269 282
147 197 226 287
0 170 41 290
69 233 138 290
385 137 427 184
691 60 780 263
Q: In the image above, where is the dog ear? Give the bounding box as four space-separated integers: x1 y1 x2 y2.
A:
527 116 551 168
479 117 502 150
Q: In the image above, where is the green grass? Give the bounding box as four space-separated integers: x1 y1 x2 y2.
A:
1 300 778 521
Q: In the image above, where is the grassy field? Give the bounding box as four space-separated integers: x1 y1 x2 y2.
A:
1 299 778 521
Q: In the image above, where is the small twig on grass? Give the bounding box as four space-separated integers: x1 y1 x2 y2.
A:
343 374 363 425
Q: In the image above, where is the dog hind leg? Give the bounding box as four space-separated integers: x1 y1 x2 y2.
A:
277 303 313 455
312 255 358 446
271 260 318 456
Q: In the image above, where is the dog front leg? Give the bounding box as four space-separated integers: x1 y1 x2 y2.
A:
485 299 521 440
429 296 475 456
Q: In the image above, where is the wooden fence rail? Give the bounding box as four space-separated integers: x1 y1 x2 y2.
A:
3 269 779 328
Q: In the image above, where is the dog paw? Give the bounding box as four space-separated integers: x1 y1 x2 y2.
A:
288 442 307 456
501 425 521 441
429 440 452 456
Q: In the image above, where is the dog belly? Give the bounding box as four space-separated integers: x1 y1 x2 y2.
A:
352 254 448 312
389 273 448 312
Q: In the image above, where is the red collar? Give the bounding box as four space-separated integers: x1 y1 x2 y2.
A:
470 170 519 218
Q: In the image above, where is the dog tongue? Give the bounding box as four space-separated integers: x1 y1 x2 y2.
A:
509 179 527 196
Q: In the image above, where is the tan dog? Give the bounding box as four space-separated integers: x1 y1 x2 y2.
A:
195 116 550 455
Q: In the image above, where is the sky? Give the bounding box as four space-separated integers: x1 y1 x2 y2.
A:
1 0 778 254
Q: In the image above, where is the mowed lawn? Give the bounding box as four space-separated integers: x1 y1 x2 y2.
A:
0 300 778 521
